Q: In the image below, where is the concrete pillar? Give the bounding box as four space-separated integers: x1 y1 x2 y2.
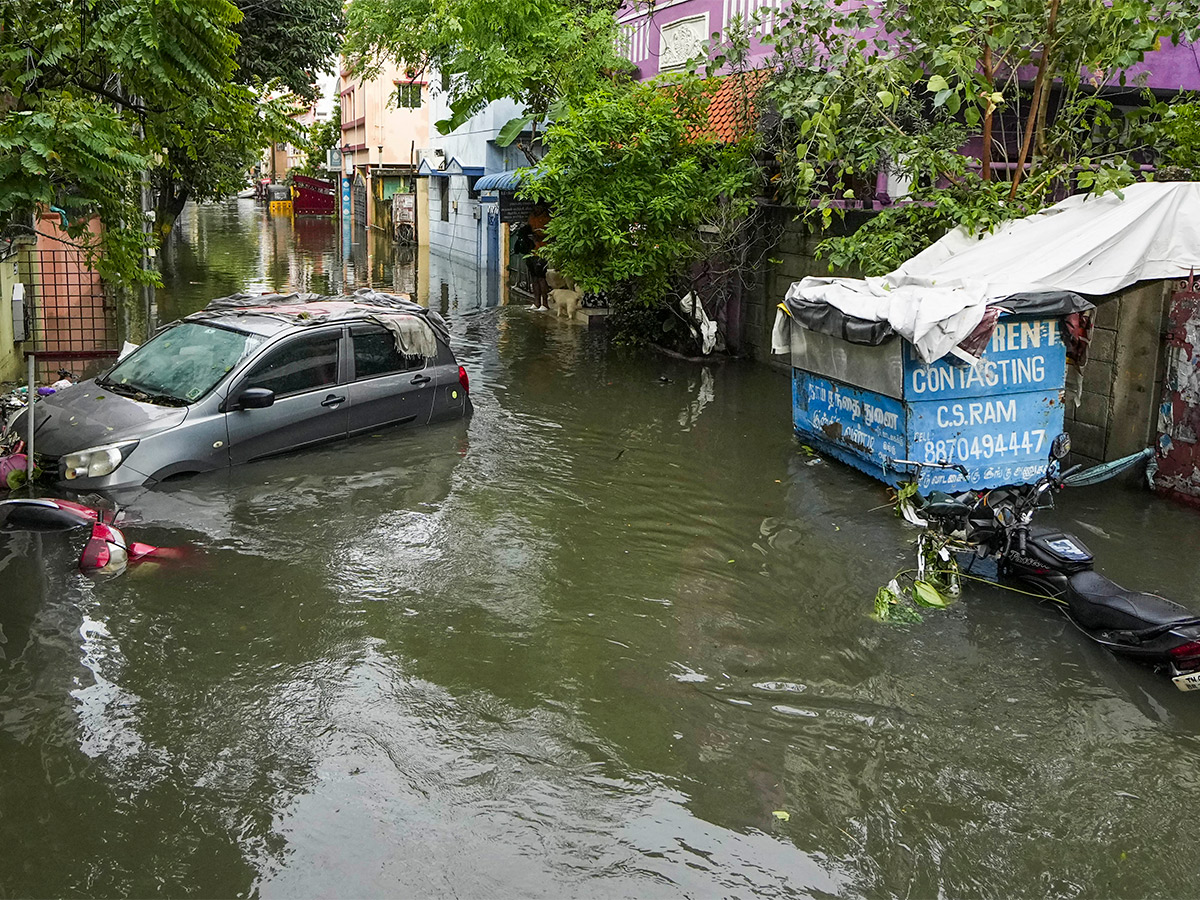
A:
1108 282 1169 459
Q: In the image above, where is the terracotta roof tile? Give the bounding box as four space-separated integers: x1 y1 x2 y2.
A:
688 69 772 143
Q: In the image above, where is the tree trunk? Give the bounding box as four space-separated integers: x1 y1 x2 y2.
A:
1034 61 1054 157
982 34 993 182
153 170 190 246
1009 0 1060 200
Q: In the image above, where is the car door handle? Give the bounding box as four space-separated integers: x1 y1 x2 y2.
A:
320 394 347 408
410 374 432 386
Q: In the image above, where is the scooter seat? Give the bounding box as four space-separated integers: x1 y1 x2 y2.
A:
1066 570 1194 632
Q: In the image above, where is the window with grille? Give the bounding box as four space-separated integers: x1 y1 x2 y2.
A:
395 83 421 109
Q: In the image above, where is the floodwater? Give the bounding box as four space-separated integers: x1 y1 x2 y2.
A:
4 200 1200 898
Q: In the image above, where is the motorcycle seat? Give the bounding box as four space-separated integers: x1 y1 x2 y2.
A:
922 492 971 519
1066 570 1195 632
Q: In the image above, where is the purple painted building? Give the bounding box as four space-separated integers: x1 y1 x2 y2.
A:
618 0 1200 91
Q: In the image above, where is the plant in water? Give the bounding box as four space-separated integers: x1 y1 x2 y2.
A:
874 572 955 624
874 506 963 623
874 580 925 623
891 480 920 518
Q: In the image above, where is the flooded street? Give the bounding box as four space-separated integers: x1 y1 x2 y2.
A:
4 200 1200 898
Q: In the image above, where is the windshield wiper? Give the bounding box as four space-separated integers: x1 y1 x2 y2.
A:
131 389 189 407
96 380 188 406
96 379 140 397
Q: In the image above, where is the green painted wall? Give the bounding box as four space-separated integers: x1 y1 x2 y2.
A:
0 241 30 383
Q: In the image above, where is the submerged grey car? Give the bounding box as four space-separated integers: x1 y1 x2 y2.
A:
21 294 471 490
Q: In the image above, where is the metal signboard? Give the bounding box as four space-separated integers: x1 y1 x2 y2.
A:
498 194 536 225
341 175 352 259
791 316 1067 490
902 317 1066 489
793 373 908 476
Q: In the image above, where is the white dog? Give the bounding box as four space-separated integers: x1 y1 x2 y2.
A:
549 287 583 320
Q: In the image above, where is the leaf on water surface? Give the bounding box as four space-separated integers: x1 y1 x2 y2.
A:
911 580 947 608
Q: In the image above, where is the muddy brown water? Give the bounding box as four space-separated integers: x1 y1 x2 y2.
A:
3 200 1200 898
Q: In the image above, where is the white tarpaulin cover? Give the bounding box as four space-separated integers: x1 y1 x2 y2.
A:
774 181 1200 362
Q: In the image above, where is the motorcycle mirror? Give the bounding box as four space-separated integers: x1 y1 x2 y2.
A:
994 506 1016 528
1050 432 1071 461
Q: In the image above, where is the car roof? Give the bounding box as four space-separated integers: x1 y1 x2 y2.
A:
184 302 431 338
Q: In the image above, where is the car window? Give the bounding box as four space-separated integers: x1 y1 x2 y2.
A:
242 332 342 397
353 327 425 379
102 322 266 403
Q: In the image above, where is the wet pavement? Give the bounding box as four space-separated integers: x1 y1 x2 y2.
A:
3 200 1200 897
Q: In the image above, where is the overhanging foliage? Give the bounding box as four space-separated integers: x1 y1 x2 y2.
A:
523 78 756 300
760 0 1200 275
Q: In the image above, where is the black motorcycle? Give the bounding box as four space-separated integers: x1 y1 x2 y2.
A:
913 434 1200 691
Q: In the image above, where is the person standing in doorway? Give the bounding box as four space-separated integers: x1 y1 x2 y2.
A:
526 204 551 310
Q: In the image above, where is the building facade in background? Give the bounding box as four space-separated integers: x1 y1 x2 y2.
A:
414 86 531 312
339 60 430 237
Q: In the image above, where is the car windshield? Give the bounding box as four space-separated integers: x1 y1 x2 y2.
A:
100 321 267 404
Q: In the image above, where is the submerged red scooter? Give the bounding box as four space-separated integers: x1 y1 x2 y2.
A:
0 497 184 577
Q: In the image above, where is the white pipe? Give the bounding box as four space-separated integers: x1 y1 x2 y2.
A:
25 353 35 485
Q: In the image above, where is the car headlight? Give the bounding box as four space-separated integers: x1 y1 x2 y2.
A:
62 441 139 480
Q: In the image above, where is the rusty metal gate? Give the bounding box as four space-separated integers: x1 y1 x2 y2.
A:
17 248 118 381
1156 272 1200 507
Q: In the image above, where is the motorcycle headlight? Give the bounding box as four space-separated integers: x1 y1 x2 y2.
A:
62 441 139 480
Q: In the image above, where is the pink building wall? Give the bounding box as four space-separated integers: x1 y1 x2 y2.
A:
339 59 430 171
619 0 1200 91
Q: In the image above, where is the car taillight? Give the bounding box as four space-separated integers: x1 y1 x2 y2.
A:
458 365 470 393
79 522 129 576
1168 641 1200 659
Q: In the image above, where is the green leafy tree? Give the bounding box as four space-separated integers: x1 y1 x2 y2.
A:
761 0 1200 275
150 86 301 243
343 0 629 156
0 0 244 287
231 0 345 103
296 100 343 178
524 76 757 346
151 0 343 242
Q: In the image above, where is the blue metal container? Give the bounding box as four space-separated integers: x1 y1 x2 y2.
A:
789 317 1067 490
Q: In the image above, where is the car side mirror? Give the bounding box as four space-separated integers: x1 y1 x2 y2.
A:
235 387 275 410
1050 432 1071 461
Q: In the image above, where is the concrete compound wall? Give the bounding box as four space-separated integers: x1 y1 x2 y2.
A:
1063 281 1171 469
738 209 866 363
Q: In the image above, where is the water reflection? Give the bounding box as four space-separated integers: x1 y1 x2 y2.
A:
158 199 501 323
